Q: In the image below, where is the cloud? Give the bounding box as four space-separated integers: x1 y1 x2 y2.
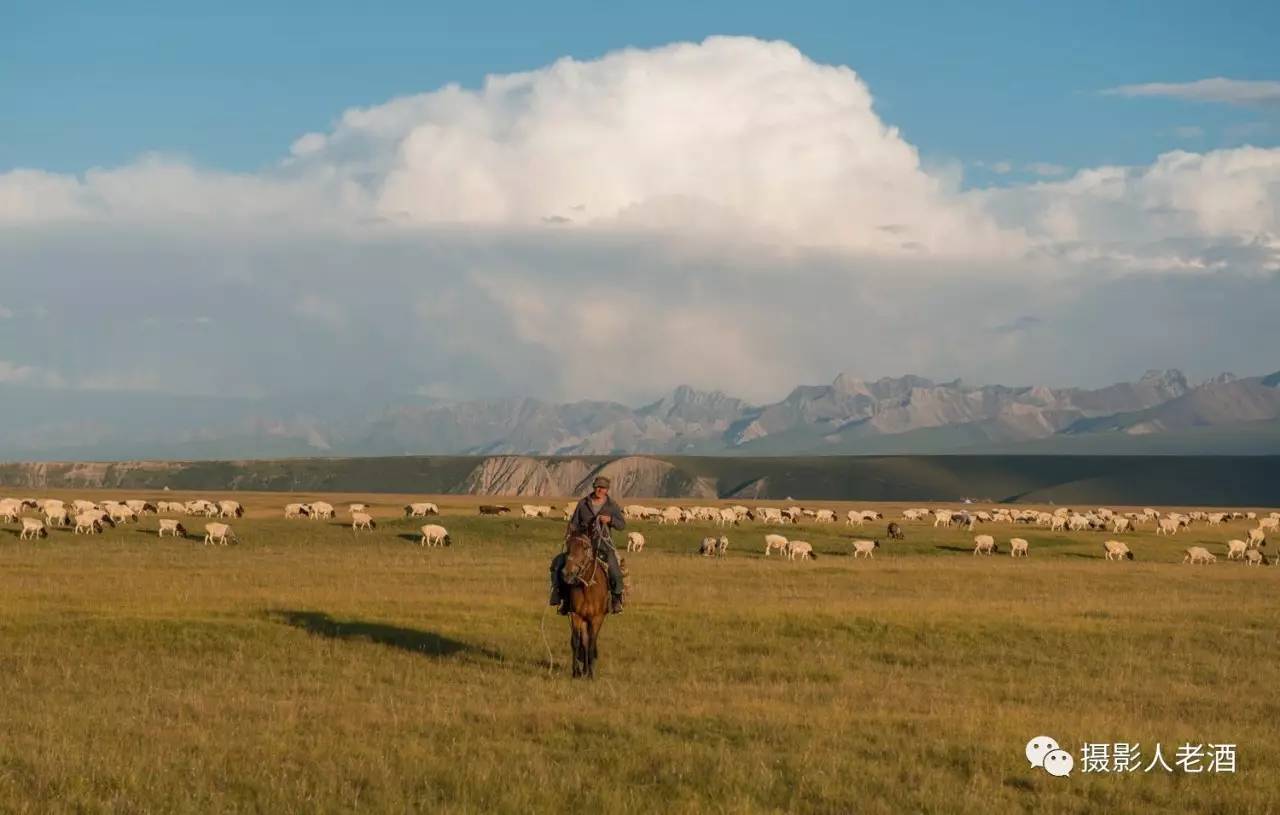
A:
1025 162 1068 177
1103 78 1280 107
0 360 64 387
1 37 1279 404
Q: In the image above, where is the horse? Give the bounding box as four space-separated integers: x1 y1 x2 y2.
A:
560 531 612 678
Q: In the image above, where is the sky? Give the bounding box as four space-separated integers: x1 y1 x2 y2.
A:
2 2 1279 405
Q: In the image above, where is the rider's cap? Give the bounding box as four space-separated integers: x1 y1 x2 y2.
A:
592 476 611 489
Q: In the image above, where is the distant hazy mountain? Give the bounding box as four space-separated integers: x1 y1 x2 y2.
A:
1 368 1277 460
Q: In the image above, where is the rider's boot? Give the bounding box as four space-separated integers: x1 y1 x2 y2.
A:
610 593 624 615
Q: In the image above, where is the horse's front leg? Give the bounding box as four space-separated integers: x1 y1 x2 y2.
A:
570 616 589 678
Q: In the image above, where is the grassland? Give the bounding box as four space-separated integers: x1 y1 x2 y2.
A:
0 490 1277 813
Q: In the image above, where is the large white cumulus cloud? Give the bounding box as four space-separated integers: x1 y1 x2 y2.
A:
1 36 1277 403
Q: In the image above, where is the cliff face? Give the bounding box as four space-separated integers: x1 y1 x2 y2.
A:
2 454 1279 505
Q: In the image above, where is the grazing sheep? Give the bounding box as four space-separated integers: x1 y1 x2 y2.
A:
73 513 104 535
1103 540 1133 561
478 505 510 515
124 500 157 515
1157 518 1181 536
1247 528 1267 549
851 539 880 558
1226 540 1249 560
1009 538 1029 557
717 507 739 527
972 534 997 555
404 502 440 517
284 503 311 519
158 519 187 538
203 522 236 546
1258 517 1279 531
310 502 336 520
763 533 789 557
72 514 104 534
699 536 718 557
785 540 816 561
348 503 368 515
1245 549 1269 566
886 522 905 540
1112 517 1133 534
846 510 865 526
44 507 70 527
217 500 244 518
715 535 729 557
658 506 684 525
814 509 836 524
351 512 376 531
626 532 645 552
419 523 450 547
934 510 954 528
107 505 138 525
522 504 543 519
19 518 47 540
0 501 21 523
1183 546 1216 565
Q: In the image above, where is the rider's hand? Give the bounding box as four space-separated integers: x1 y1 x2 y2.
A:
599 514 611 524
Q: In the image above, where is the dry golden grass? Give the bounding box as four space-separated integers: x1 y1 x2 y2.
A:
0 490 1276 813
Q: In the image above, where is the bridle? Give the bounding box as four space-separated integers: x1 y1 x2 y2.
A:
563 520 609 588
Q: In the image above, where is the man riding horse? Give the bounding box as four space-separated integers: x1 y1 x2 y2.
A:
549 476 626 614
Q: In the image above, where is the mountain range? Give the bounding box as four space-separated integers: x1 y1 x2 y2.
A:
2 368 1279 461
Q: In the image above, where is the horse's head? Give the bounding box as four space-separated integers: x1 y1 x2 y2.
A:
561 533 597 585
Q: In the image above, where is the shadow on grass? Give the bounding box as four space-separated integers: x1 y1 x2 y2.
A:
934 545 976 554
272 610 500 660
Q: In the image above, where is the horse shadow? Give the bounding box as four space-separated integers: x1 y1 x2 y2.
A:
271 610 500 660
396 532 423 544
933 545 974 554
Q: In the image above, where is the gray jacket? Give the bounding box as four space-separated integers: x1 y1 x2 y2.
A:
567 494 626 539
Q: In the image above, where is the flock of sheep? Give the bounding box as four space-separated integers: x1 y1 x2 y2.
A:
0 496 453 548
617 502 1278 565
1 495 1276 566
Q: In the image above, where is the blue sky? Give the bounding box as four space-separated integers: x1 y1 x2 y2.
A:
3 0 1278 183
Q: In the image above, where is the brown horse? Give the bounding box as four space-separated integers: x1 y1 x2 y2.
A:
560 532 611 678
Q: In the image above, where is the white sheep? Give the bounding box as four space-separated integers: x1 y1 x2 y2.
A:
158 519 187 538
972 534 997 555
1183 546 1216 565
348 503 368 514
44 507 70 527
717 508 738 527
419 523 450 547
846 510 865 526
1103 540 1133 561
1226 540 1249 560
763 533 789 557
715 535 729 557
1111 517 1133 534
73 513 104 535
659 506 684 525
351 512 376 531
19 518 47 540
310 502 336 520
851 539 879 558
1244 549 1269 566
699 536 718 557
1156 518 1180 535
203 522 236 546
626 532 646 552
1247 528 1267 549
785 540 816 560
814 509 836 524
404 502 440 518
217 500 243 518
1010 538 1029 557
284 503 310 519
